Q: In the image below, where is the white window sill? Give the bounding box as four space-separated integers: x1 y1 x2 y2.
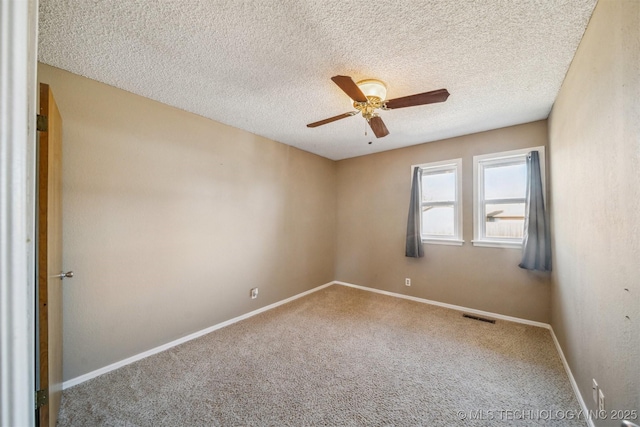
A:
471 239 522 249
422 238 465 246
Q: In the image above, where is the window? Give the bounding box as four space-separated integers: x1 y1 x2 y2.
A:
473 146 545 248
412 158 463 245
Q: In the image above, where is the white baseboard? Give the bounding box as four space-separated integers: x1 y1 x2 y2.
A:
64 278 590 425
334 280 591 426
333 280 550 329
62 281 334 389
549 328 594 427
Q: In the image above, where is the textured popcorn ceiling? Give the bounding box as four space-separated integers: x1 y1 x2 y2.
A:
38 0 597 160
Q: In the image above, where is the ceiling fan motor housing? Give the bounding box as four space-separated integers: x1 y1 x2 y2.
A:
354 99 383 121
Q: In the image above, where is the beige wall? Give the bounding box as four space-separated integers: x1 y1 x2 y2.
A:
548 0 640 420
38 64 337 381
335 121 551 322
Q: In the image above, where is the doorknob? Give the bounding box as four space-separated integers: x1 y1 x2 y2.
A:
53 271 74 280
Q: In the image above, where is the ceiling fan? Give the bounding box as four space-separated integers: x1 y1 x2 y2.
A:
307 75 450 138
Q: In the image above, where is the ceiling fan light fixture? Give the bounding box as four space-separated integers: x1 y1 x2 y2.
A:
356 79 387 102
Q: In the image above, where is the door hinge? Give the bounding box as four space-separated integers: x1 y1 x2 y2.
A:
36 114 48 132
35 389 48 409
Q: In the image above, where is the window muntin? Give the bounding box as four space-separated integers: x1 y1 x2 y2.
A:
413 159 463 245
473 147 545 248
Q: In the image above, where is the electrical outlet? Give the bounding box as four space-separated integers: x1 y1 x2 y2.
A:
598 389 605 411
250 288 258 299
405 278 411 286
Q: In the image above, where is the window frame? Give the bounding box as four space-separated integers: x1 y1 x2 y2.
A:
412 158 464 246
472 146 546 249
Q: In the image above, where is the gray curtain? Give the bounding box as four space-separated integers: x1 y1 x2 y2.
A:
519 151 551 271
405 166 424 258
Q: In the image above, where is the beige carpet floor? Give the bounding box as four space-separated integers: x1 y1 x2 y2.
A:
58 285 585 426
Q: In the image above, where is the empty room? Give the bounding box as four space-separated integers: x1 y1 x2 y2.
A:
2 0 638 426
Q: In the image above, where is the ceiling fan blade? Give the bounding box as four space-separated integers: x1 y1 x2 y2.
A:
384 88 450 109
331 75 368 103
368 116 389 138
307 111 357 128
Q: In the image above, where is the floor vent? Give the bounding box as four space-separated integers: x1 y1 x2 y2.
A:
463 314 496 324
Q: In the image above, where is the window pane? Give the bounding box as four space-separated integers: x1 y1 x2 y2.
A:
422 170 455 202
485 203 525 239
422 205 454 236
484 162 526 199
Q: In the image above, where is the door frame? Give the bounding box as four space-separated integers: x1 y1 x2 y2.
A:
0 0 38 426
